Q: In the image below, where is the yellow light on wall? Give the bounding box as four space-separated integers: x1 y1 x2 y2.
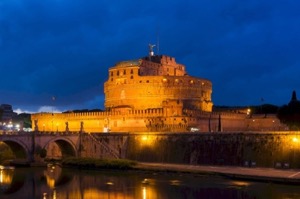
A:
142 136 148 141
293 137 299 143
140 134 155 147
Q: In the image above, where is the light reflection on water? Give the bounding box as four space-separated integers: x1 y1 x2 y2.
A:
0 166 300 199
0 166 14 193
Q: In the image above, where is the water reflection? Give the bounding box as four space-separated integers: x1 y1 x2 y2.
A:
0 166 300 199
0 166 14 193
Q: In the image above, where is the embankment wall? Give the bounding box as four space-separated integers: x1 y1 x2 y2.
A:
83 132 300 168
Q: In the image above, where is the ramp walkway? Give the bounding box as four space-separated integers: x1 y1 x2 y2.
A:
134 162 300 184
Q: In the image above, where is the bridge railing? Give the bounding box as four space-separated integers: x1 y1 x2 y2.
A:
0 130 32 135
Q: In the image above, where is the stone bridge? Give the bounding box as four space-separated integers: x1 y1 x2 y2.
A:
0 131 127 163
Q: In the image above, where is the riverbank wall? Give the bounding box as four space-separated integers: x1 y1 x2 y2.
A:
82 131 300 169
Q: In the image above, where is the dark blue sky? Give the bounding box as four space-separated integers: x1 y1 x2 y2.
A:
1 0 300 113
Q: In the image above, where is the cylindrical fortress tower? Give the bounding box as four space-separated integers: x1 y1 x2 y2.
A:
104 55 213 112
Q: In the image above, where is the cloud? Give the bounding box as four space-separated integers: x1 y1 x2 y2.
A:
1 0 300 112
37 106 61 113
14 108 34 114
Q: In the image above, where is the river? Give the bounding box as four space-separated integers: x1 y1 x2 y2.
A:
0 165 300 199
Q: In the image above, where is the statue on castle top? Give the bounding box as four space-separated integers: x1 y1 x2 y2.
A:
80 121 84 132
65 122 69 132
34 119 38 132
149 44 156 56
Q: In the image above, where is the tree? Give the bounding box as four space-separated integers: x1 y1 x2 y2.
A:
251 104 279 114
277 90 300 130
0 142 15 163
13 113 32 128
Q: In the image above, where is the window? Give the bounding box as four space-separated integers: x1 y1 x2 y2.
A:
131 69 133 74
124 69 126 75
117 71 119 76
111 71 113 76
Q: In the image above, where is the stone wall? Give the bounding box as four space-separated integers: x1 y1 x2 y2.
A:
80 133 128 159
40 131 300 169
31 111 287 133
82 132 300 168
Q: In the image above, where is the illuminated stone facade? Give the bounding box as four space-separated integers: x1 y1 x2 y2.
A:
105 55 213 111
31 53 286 133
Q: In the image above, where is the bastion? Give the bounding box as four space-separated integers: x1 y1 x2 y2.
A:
31 50 286 133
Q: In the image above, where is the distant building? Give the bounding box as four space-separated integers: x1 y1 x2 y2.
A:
0 104 14 122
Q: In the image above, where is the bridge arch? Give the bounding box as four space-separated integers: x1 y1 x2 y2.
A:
0 139 30 160
43 137 77 159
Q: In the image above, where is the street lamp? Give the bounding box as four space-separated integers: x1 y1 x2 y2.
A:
247 108 251 116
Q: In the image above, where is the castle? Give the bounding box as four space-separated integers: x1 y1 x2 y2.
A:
31 48 286 133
